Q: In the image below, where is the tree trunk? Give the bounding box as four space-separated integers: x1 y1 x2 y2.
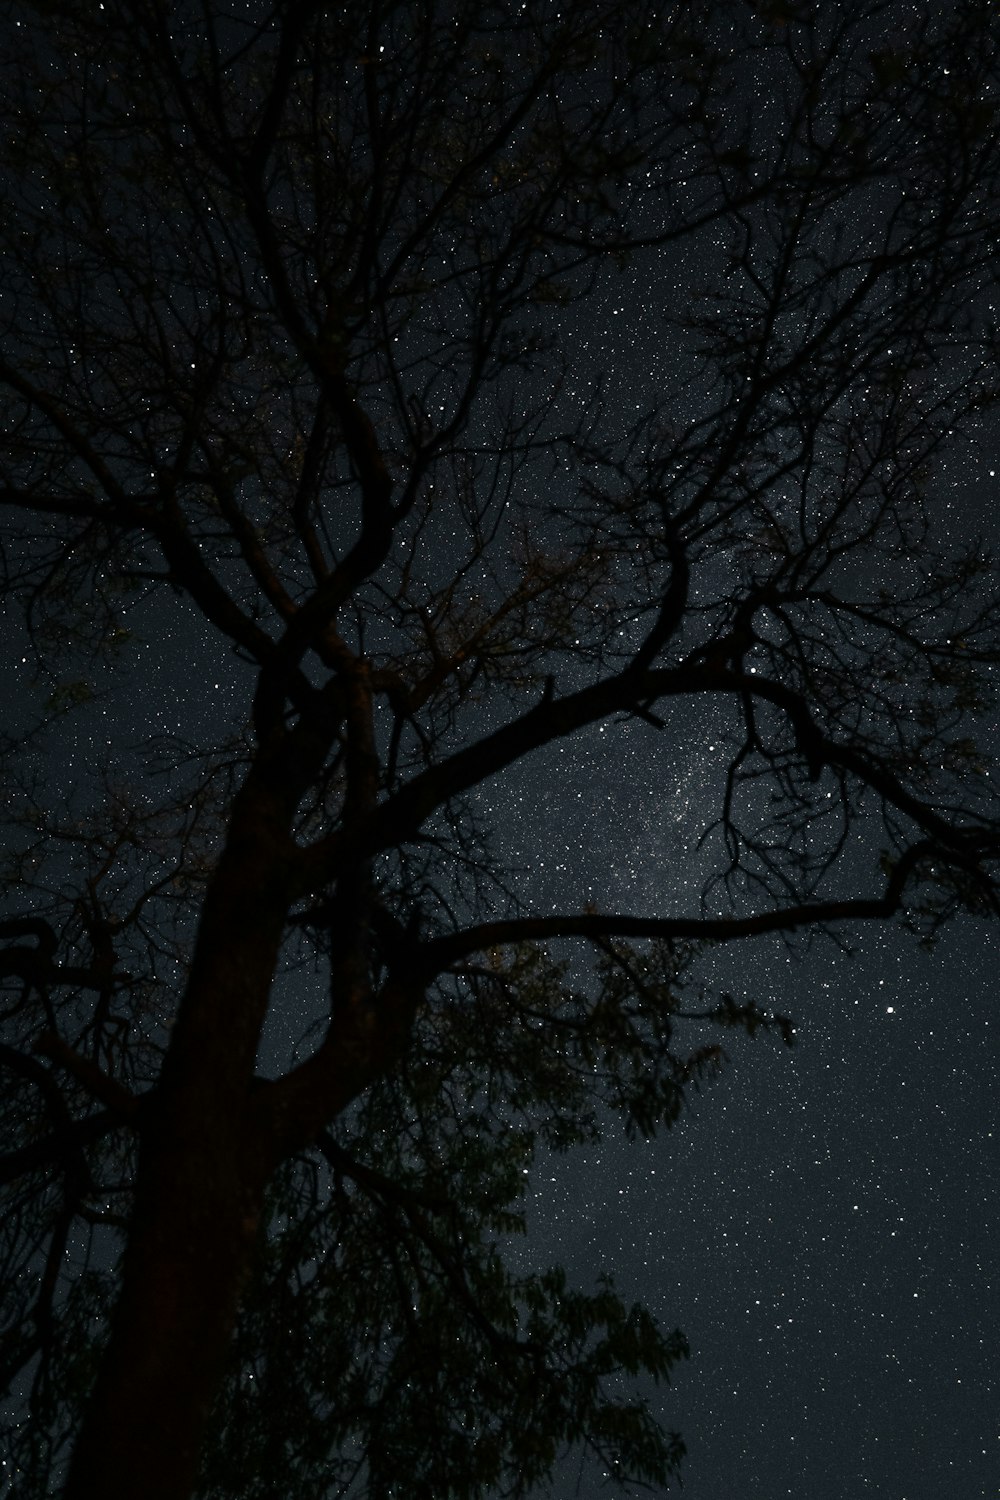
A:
63 1097 267 1500
65 770 295 1500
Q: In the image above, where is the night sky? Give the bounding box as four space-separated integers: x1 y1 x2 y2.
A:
483 110 1000 1492
4 4 1000 1497
482 557 999 1496
506 785 999 1498
486 82 1000 1494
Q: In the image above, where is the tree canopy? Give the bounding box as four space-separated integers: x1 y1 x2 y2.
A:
3 1 1000 1496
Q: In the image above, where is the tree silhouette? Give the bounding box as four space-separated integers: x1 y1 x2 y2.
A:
3 1 1000 1495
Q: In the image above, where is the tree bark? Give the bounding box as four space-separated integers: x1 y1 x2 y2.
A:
64 772 295 1500
62 1096 267 1500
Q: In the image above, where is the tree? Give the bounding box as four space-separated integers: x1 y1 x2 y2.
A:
3 0 1000 1494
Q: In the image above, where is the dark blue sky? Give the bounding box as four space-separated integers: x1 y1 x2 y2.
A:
489 663 998 1495
477 207 1000 1490
511 917 998 1498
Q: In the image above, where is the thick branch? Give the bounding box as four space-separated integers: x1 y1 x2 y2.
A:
34 1032 139 1121
0 1107 120 1188
299 663 993 890
413 843 941 975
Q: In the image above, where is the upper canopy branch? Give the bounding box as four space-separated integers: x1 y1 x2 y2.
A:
297 657 997 893
409 839 976 977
